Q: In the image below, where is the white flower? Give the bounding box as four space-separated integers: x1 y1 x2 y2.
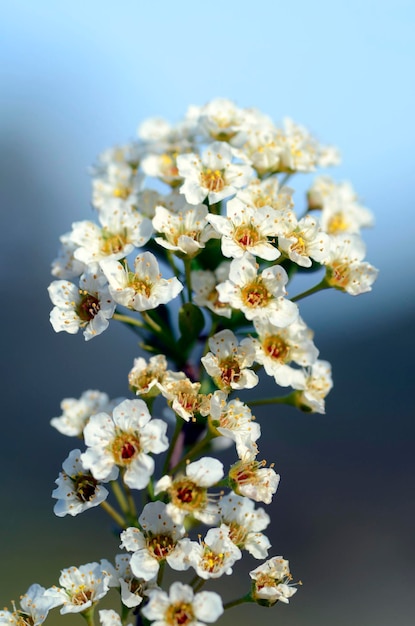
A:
81 399 168 489
142 582 223 626
52 449 109 517
295 360 333 414
48 265 116 340
228 453 280 504
141 152 184 188
153 202 218 257
230 177 294 212
183 525 242 579
158 375 211 422
206 201 283 261
233 122 283 177
99 609 133 626
50 390 115 437
209 391 261 458
100 554 157 608
278 214 331 268
45 562 111 614
120 501 190 581
324 234 378 295
192 262 232 318
216 253 298 327
128 354 168 397
201 329 258 391
250 556 298 605
177 141 253 205
92 161 144 212
308 176 374 235
243 316 319 388
0 584 60 626
51 232 86 280
154 457 224 525
197 97 246 141
219 493 271 559
70 202 153 265
101 251 183 311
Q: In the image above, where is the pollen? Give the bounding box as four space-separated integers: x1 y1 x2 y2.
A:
327 212 349 234
111 432 141 466
263 335 290 362
147 534 175 560
241 279 271 308
234 224 260 249
200 168 225 193
77 293 100 322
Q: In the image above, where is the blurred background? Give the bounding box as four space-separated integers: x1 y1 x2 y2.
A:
1 1 414 624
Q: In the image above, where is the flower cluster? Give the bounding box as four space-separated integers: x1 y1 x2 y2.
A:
3 99 377 626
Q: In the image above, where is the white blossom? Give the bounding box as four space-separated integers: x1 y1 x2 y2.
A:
324 234 378 295
142 582 223 626
153 202 218 257
177 141 253 205
48 265 116 340
243 316 319 388
52 449 109 517
101 251 183 311
250 556 298 605
218 493 271 559
216 253 298 327
201 329 258 391
120 501 190 581
209 391 261 458
50 390 115 437
0 584 60 626
45 562 111 614
154 457 224 525
81 399 168 489
183 525 242 579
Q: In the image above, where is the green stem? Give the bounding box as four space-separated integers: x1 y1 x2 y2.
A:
162 416 184 475
184 258 193 302
111 480 129 515
99 501 126 529
290 277 330 303
248 392 298 408
81 605 96 626
157 560 166 586
124 482 137 520
223 594 253 610
141 311 163 334
113 312 145 328
193 577 206 593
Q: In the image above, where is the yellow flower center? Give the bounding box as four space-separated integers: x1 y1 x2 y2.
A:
146 534 176 560
166 602 194 626
263 335 290 362
201 547 225 574
111 433 141 466
234 224 260 249
101 229 128 255
217 356 241 388
327 213 349 234
170 478 206 512
200 168 225 193
241 279 271 308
